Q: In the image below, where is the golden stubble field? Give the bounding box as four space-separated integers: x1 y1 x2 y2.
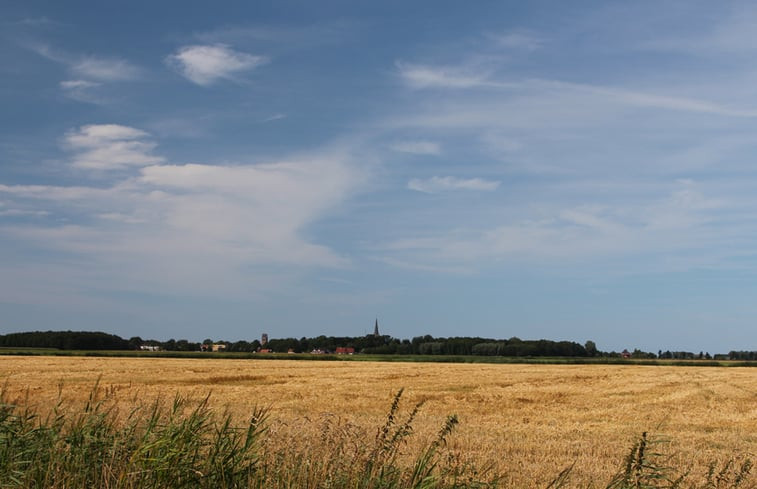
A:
1 356 755 487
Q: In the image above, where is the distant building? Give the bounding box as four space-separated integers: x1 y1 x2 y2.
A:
212 344 226 352
140 345 160 351
261 333 268 346
373 318 380 337
336 347 355 354
621 349 631 359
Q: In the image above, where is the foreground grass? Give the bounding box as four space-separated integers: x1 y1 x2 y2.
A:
0 385 752 488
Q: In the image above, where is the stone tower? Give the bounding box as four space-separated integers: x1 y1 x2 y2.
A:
373 318 380 337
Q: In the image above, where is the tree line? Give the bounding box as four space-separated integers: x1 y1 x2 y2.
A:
0 331 130 350
1 330 753 360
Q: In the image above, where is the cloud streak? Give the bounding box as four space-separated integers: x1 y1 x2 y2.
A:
389 140 441 155
395 63 757 118
396 61 497 89
382 179 742 274
407 176 501 193
71 56 141 81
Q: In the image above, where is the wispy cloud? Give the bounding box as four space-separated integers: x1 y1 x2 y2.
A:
71 56 141 81
395 60 757 118
60 80 99 90
166 44 267 86
407 176 501 193
65 124 164 170
0 125 365 298
389 140 441 155
395 61 495 89
0 208 50 217
59 79 102 104
22 43 141 104
486 30 544 51
640 6 757 56
194 21 355 50
382 180 739 273
27 43 141 81
263 113 286 122
13 17 60 27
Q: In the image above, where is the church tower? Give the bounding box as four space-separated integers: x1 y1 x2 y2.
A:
373 318 380 337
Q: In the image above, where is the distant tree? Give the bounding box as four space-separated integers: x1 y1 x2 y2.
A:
175 339 194 351
128 337 143 350
584 340 598 357
631 349 656 359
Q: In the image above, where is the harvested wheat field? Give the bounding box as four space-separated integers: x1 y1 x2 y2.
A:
1 356 755 487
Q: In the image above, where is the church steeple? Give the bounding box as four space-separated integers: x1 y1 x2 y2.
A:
374 318 380 337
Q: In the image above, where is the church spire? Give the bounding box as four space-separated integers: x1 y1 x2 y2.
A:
374 318 380 337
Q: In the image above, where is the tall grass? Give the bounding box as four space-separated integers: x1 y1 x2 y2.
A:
0 384 752 488
0 381 267 488
602 432 753 489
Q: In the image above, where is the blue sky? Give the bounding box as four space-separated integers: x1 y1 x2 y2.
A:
2 1 757 353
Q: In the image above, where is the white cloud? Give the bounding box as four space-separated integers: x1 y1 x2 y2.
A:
64 124 164 170
389 140 441 155
408 176 501 193
71 56 141 81
166 44 267 86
